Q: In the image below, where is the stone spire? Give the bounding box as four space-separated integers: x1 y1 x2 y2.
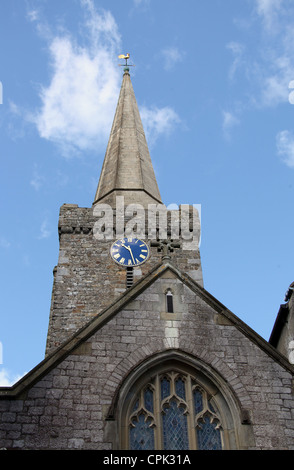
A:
93 69 162 208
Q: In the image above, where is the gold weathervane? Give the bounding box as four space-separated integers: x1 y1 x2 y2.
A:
118 53 135 71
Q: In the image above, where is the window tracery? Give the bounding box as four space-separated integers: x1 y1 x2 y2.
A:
127 370 223 450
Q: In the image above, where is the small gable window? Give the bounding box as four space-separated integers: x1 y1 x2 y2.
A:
166 289 174 313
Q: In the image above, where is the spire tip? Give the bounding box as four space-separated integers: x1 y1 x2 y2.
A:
118 53 135 73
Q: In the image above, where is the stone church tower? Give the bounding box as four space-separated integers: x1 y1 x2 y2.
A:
0 66 294 451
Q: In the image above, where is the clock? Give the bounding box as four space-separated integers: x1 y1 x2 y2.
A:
110 237 150 267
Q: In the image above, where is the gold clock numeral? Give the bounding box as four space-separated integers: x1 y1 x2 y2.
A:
119 257 125 264
135 258 140 264
128 259 132 266
139 254 146 259
141 249 148 253
113 253 120 259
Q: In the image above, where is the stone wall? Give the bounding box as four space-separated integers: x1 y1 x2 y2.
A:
1 273 293 450
45 203 202 355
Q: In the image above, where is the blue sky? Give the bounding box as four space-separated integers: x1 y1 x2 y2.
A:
1 0 294 385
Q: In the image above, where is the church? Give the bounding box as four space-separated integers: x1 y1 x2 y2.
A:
0 61 294 451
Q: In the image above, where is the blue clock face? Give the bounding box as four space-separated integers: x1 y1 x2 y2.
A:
110 237 150 267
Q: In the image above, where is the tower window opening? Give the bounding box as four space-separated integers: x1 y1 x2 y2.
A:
166 289 174 313
126 267 134 288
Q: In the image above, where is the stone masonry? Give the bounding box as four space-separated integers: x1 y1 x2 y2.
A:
0 265 294 449
45 202 202 355
1 67 294 452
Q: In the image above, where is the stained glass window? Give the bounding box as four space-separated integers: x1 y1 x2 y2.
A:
193 385 222 450
162 400 189 449
175 377 185 400
144 387 154 413
130 414 154 450
128 370 223 450
197 415 222 450
193 388 203 414
129 384 155 450
161 377 170 399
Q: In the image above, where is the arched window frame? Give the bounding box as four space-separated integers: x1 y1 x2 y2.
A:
115 353 244 450
126 370 223 450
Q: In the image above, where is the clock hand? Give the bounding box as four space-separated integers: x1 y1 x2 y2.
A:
129 247 136 264
121 242 130 252
121 243 136 264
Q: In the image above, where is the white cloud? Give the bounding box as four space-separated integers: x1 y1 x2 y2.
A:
289 80 294 104
30 166 44 191
255 0 283 30
28 0 181 157
31 1 122 156
26 8 39 23
161 47 184 71
226 42 245 80
0 368 25 386
226 2 294 109
276 130 294 168
260 54 294 107
38 219 51 239
254 1 294 107
140 106 181 145
9 101 21 116
81 0 121 52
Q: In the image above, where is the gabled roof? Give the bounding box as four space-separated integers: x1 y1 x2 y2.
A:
1 261 293 398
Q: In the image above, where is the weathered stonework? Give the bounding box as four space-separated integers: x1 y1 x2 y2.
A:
45 203 202 355
1 265 294 450
1 69 294 452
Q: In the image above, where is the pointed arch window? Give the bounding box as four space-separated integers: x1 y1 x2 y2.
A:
127 370 223 450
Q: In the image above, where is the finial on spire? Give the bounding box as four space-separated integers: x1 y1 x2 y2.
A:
118 53 135 73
